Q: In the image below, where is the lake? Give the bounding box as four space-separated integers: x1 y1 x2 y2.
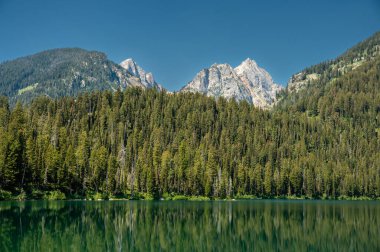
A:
0 200 379 251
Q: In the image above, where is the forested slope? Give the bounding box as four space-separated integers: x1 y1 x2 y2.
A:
0 56 379 200
287 31 380 92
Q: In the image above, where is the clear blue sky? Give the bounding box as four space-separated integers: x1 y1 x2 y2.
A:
0 0 379 90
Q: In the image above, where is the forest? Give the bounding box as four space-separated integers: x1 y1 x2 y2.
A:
0 54 379 200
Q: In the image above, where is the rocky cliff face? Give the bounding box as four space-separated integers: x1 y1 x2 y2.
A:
235 58 282 108
181 58 282 108
120 59 163 90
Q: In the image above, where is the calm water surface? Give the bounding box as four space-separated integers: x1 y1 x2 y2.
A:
0 200 379 251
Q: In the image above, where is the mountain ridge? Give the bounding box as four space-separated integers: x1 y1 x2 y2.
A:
1 31 379 108
0 48 161 105
287 31 380 93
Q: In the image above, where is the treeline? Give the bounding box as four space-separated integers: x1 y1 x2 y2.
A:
1 59 380 200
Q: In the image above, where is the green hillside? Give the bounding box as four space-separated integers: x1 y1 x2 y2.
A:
287 31 380 93
0 48 143 105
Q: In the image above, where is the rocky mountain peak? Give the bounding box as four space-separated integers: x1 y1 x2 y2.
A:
120 58 162 90
239 58 258 67
120 58 139 76
181 58 282 109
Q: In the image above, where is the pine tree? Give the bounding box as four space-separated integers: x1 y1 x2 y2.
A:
264 162 272 196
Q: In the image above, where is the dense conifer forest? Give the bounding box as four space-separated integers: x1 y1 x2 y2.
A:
0 52 379 200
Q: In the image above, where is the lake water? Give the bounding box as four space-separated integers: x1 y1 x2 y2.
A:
0 200 379 251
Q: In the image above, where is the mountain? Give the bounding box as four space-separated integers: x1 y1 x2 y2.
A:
279 31 380 113
278 31 380 118
180 58 282 108
287 32 380 93
0 48 150 105
120 58 163 90
235 59 283 107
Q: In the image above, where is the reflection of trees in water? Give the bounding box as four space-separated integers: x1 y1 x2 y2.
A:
0 201 379 251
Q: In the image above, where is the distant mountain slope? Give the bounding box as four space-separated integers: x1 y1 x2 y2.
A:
0 48 148 105
288 32 380 92
181 58 282 108
278 33 380 119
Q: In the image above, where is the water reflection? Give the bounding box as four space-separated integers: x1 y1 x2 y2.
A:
0 200 379 251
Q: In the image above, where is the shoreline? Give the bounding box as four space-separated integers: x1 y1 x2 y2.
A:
1 195 379 202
